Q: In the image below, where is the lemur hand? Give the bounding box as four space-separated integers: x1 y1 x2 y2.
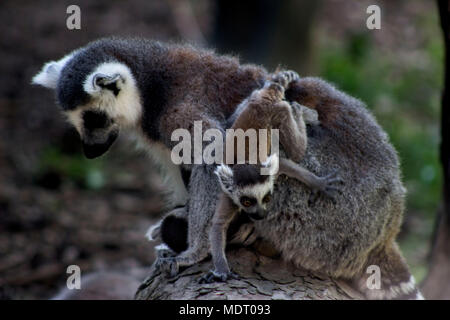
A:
271 70 300 88
308 170 344 205
155 257 179 278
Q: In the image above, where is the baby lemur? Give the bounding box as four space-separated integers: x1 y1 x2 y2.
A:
206 71 342 282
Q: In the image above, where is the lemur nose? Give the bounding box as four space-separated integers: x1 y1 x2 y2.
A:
249 209 266 221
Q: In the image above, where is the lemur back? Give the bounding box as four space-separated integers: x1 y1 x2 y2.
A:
248 77 419 299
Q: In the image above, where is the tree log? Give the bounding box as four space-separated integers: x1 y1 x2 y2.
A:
135 246 362 300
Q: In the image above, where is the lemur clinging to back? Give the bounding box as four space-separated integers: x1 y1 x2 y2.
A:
205 71 342 282
32 38 421 299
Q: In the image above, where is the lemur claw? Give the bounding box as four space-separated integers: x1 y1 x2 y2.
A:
199 270 239 284
272 70 300 88
157 248 177 259
155 257 179 278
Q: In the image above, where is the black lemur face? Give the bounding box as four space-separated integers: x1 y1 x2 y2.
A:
239 192 272 220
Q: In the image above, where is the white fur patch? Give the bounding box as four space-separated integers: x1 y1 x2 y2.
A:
368 275 419 300
261 153 279 176
215 164 234 195
241 179 274 203
131 134 188 208
145 220 162 242
82 62 142 127
66 108 83 134
32 52 75 89
388 275 416 298
155 243 170 251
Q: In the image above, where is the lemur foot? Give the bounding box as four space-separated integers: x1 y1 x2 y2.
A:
155 244 177 259
260 81 285 102
199 270 239 284
272 70 300 88
155 257 179 278
308 170 344 206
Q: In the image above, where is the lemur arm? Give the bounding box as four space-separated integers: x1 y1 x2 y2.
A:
278 158 341 195
209 193 239 278
155 104 227 277
272 100 307 163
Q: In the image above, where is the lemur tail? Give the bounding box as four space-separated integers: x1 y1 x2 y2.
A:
355 243 424 300
146 206 189 254
145 221 162 242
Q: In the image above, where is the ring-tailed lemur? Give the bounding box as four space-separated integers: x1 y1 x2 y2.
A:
32 37 269 207
32 38 422 299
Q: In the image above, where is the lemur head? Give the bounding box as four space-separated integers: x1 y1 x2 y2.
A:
32 45 142 159
215 154 279 220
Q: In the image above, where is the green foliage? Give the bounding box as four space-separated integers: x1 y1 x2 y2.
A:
316 17 444 280
318 30 443 217
37 147 106 190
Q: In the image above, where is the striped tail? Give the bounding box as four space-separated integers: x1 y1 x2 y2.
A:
356 243 424 300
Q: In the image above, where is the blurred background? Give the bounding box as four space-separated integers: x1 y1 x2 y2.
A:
0 0 445 299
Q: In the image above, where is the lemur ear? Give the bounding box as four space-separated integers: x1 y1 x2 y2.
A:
84 62 133 97
32 53 74 89
215 164 234 195
261 153 279 176
91 73 123 96
32 61 63 89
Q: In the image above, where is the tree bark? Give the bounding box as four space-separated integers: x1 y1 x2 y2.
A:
135 246 361 300
421 0 450 300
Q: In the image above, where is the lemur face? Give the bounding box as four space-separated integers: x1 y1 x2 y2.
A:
215 154 279 220
236 188 273 220
33 55 142 159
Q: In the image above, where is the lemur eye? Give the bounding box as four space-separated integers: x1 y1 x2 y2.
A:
240 197 256 207
263 194 272 203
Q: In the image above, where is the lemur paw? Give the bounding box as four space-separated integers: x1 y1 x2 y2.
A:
155 245 177 259
308 170 344 206
261 81 285 102
199 270 239 284
155 257 179 278
272 70 300 88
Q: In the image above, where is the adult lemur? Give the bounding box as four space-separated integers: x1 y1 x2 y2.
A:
32 38 421 299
